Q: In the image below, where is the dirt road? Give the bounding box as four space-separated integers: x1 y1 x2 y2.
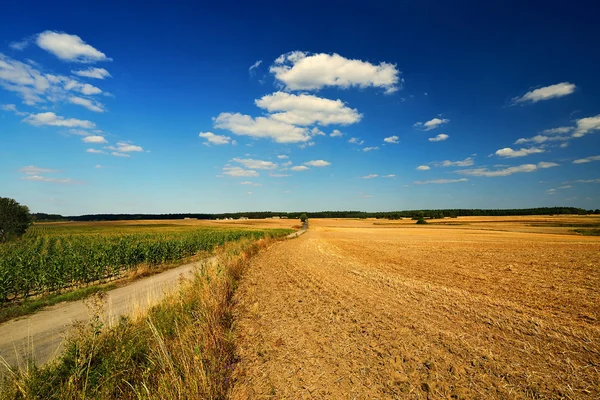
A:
232 220 600 399
0 258 208 371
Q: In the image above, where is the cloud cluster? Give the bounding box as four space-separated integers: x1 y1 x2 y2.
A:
214 112 311 143
270 51 400 94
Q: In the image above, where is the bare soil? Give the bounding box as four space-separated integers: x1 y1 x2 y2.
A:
232 217 600 399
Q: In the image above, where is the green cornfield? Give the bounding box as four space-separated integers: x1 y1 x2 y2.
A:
0 223 292 302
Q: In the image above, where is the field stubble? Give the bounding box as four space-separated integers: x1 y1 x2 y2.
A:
232 217 600 399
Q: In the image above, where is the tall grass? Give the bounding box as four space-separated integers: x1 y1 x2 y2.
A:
0 237 268 399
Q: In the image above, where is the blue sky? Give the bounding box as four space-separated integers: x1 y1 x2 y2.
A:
1 1 599 214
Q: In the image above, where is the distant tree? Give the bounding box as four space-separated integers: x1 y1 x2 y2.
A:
595 209 600 215
299 213 308 223
416 217 428 225
0 197 32 243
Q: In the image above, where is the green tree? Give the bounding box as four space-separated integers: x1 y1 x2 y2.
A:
299 213 308 223
0 197 32 243
416 217 428 225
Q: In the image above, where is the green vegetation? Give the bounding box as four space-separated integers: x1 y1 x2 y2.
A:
1 238 265 399
572 229 600 236
416 217 428 225
0 197 31 243
0 223 292 303
299 213 308 223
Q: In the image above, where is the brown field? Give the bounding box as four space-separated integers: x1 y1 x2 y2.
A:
231 217 600 399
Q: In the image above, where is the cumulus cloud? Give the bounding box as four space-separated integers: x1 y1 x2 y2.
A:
457 162 558 177
495 147 545 158
384 135 399 144
232 158 277 170
214 112 310 143
72 67 111 79
414 178 468 185
291 165 309 171
199 131 232 145
304 160 331 167
82 135 107 144
68 96 105 112
416 165 431 171
429 133 448 142
24 112 95 128
572 114 600 138
441 157 474 167
363 146 379 152
330 129 343 137
255 92 362 126
573 155 600 164
414 118 449 131
36 31 111 63
512 82 576 104
106 141 143 153
222 166 258 177
270 51 400 94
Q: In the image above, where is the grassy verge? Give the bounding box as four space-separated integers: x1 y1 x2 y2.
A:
0 237 269 399
0 284 117 324
572 228 600 236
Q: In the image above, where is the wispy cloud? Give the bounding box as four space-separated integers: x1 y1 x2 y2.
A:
24 112 95 128
573 155 600 164
291 165 309 171
414 117 449 131
304 160 331 167
82 135 107 144
249 60 262 74
68 96 105 112
495 147 545 158
20 165 58 175
348 137 364 145
457 162 558 177
572 114 600 138
363 146 379 152
512 82 576 104
441 157 474 167
414 178 468 185
222 166 258 177
232 158 277 170
360 174 378 179
72 67 111 79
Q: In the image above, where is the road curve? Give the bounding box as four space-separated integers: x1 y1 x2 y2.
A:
0 257 211 371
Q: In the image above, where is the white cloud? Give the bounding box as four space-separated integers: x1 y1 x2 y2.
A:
572 114 600 138
0 103 27 116
20 165 57 175
249 60 262 73
232 158 277 170
382 174 396 178
269 173 290 177
361 174 378 179
429 133 448 142
36 31 111 63
291 165 309 171
416 165 431 171
21 175 80 184
214 112 310 143
441 157 474 167
199 131 232 145
222 166 258 177
106 141 143 152
573 155 600 164
82 135 107 144
255 92 362 126
541 127 572 135
573 179 600 183
239 181 254 185
270 51 400 94
86 148 106 154
277 155 289 159
514 135 569 145
310 127 326 136
363 146 379 152
512 82 576 104
495 147 545 158
95 165 103 169
72 67 111 79
414 178 468 185
0 54 51 105
64 80 102 95
330 129 343 137
457 162 558 177
384 135 399 144
10 39 29 51
68 96 105 112
111 152 130 157
304 160 331 167
348 137 364 145
298 141 315 149
24 112 95 128
414 118 449 131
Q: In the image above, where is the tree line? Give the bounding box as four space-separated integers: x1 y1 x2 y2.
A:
31 207 599 222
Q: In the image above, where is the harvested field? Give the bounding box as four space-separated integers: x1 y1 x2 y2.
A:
232 217 600 399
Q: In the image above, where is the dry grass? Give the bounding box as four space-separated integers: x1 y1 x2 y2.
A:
0 237 271 399
232 217 600 399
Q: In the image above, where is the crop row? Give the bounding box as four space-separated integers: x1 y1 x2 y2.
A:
0 228 291 302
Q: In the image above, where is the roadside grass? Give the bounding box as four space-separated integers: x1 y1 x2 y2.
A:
572 228 600 236
0 237 269 399
0 284 117 324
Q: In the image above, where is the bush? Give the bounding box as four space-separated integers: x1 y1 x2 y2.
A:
416 217 428 225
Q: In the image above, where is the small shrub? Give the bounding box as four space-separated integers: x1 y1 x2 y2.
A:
416 217 428 225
